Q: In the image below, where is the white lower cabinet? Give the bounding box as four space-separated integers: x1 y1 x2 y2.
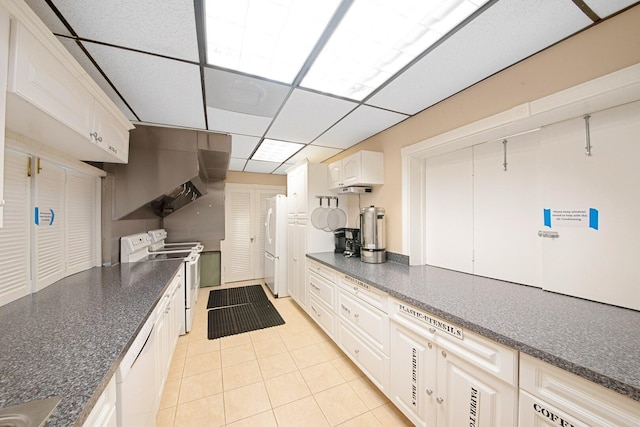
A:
338 321 390 393
519 354 640 427
287 220 308 311
388 297 518 427
336 274 390 394
83 376 117 427
308 264 338 338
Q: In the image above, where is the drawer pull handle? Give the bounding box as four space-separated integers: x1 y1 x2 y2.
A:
353 286 358 292
427 342 432 349
428 327 436 334
354 313 359 320
436 397 444 404
341 304 351 314
426 389 433 396
441 350 447 358
354 348 360 355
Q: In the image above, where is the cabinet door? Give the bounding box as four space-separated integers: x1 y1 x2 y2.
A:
328 160 342 189
341 154 361 187
287 221 297 300
33 159 65 292
389 321 437 427
91 100 129 162
436 349 517 427
0 150 31 306
540 101 640 310
338 322 389 393
9 21 93 138
295 220 308 310
0 4 8 228
287 165 307 217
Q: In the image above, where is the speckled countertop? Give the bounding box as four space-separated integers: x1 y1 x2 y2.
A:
0 259 183 427
308 252 640 402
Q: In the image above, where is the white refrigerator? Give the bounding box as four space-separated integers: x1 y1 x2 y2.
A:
264 194 288 297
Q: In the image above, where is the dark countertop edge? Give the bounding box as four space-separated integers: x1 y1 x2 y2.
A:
306 253 640 402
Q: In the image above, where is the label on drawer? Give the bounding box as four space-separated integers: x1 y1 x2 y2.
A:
398 303 463 340
342 274 371 290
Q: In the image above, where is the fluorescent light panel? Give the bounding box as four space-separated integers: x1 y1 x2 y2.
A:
252 139 304 162
301 0 489 100
205 0 341 83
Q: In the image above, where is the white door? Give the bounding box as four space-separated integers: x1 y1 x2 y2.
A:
473 131 541 287
540 101 640 310
224 184 284 283
32 158 65 292
0 150 31 306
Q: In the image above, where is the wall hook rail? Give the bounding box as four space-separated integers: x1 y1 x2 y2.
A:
584 114 592 156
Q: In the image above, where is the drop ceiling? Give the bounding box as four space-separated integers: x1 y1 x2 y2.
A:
23 0 638 174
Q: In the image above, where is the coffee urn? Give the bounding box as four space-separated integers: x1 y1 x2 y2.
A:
359 206 386 263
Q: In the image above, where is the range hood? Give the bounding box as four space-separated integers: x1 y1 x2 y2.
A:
112 125 231 220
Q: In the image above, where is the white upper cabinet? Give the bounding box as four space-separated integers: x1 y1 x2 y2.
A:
329 150 384 190
4 2 132 163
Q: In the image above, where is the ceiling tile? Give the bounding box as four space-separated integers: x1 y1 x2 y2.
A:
207 107 272 136
244 159 280 174
24 1 72 36
287 144 342 164
57 38 136 121
583 0 638 18
313 106 408 149
228 158 247 171
367 0 593 115
49 0 199 61
266 89 358 143
83 42 205 129
230 134 260 159
204 68 291 117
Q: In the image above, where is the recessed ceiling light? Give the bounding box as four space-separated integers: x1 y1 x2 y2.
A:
301 0 489 100
204 0 341 83
252 139 304 162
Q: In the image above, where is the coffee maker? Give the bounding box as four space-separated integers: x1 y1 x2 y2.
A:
334 228 360 257
344 228 361 258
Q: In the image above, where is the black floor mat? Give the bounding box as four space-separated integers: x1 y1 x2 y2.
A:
207 286 285 340
206 284 268 309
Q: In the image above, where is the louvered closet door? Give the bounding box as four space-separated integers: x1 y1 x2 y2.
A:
33 159 65 292
0 150 31 306
65 170 98 275
225 187 255 283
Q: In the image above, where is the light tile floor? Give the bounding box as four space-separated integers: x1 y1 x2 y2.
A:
156 280 413 427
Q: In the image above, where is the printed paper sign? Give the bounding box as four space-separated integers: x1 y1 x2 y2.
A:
543 208 598 230
34 207 55 226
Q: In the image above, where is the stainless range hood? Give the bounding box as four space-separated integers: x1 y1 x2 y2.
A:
112 125 231 219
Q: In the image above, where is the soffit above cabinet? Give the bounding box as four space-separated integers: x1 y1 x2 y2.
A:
20 0 640 173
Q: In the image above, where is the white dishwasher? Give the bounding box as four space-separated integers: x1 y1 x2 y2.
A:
116 309 159 427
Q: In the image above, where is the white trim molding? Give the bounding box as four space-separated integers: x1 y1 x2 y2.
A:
401 63 640 264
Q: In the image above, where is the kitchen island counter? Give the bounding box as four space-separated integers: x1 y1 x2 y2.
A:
308 252 640 402
0 260 183 426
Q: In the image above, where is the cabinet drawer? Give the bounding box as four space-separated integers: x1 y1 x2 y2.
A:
389 297 517 386
308 260 337 283
338 322 389 393
337 274 388 313
309 295 335 339
520 354 640 426
338 290 389 354
309 270 336 311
